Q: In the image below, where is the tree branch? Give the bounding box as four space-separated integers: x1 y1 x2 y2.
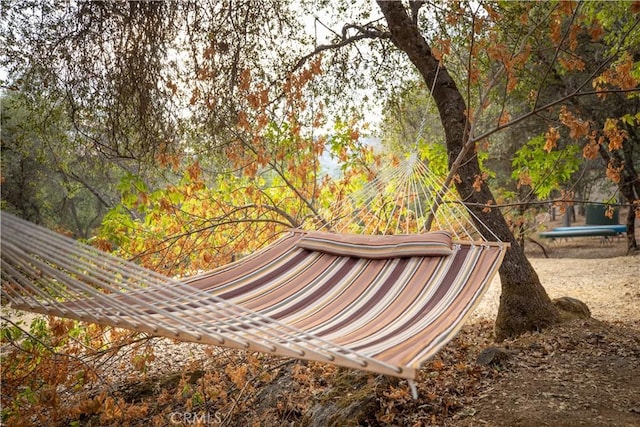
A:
470 87 640 145
291 26 391 72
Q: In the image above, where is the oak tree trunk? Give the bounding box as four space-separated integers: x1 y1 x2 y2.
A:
377 1 559 340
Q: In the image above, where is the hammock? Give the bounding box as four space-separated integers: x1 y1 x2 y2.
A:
1 211 506 384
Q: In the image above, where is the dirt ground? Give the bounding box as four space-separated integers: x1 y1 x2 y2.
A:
472 235 640 323
452 318 640 427
457 225 640 427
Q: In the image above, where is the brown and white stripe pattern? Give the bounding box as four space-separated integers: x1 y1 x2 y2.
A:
179 230 506 378
1 214 507 380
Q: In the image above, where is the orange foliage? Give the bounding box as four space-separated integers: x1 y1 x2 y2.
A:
166 80 178 95
156 152 181 170
558 54 585 72
559 106 590 139
559 0 577 15
550 16 563 44
432 37 451 61
483 4 501 21
517 171 533 189
593 53 639 96
605 160 624 183
604 205 615 219
544 127 560 152
588 19 604 41
582 133 602 160
472 172 488 192
239 68 251 92
603 118 628 151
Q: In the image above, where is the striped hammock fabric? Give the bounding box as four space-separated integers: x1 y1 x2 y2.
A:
1 212 506 381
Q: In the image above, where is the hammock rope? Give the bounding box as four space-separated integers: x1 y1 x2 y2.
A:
321 153 493 242
1 209 507 381
2 213 419 374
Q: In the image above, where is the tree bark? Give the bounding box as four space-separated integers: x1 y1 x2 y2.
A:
376 1 559 340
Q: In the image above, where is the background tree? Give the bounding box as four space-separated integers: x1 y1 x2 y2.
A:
370 1 638 337
1 91 123 238
495 0 640 250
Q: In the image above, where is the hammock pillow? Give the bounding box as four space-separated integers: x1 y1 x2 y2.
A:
296 230 453 259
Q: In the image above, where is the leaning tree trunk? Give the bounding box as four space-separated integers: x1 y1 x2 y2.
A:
377 1 559 340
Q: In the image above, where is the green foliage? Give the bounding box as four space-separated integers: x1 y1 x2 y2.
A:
117 172 151 211
328 118 374 171
0 91 121 238
419 141 448 178
621 112 640 127
511 134 581 199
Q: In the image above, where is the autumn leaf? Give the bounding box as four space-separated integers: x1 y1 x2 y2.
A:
472 173 488 192
239 68 251 92
431 360 445 370
560 189 575 203
544 127 560 152
203 46 215 59
588 20 604 41
517 171 532 189
568 22 580 51
237 110 250 131
550 15 562 44
469 63 480 85
186 161 202 182
605 206 615 219
484 4 501 20
559 106 589 139
558 54 585 72
189 88 200 105
606 160 624 183
613 54 639 90
499 111 511 126
559 0 577 14
166 80 178 95
582 136 601 160
603 118 627 151
455 362 468 371
593 53 639 93
225 364 248 389
432 38 451 61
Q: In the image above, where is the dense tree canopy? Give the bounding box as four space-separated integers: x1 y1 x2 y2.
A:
1 3 640 421
2 0 640 424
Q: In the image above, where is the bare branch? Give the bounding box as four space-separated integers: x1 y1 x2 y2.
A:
291 26 391 72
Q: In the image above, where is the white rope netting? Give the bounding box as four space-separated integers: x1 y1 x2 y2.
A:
315 153 499 242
